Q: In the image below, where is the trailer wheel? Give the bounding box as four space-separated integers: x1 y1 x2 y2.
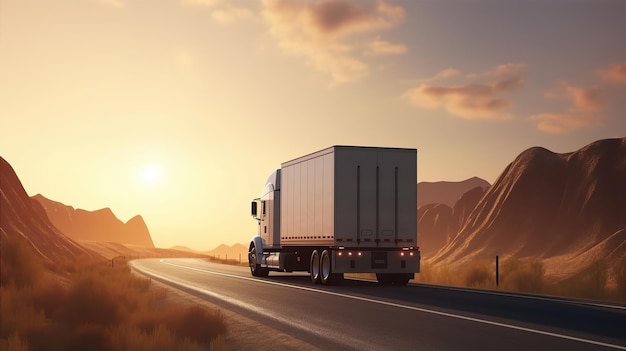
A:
310 250 321 284
320 250 343 285
392 274 411 286
376 273 393 285
249 246 268 277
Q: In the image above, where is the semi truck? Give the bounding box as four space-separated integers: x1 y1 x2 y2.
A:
249 146 420 285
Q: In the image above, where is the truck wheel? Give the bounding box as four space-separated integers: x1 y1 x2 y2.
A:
392 274 411 286
310 250 321 284
320 250 343 285
249 246 268 277
376 273 393 285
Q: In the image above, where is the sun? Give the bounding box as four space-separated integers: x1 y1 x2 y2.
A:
141 165 163 187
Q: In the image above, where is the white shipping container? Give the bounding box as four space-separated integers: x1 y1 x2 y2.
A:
280 146 417 248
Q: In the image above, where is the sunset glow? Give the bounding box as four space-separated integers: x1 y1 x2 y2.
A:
141 165 163 188
1 0 625 251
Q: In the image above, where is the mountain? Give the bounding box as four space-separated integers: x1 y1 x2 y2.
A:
418 186 486 258
0 156 99 262
33 194 155 248
170 245 201 253
204 243 248 263
418 203 453 257
430 138 626 275
78 241 207 259
418 177 490 208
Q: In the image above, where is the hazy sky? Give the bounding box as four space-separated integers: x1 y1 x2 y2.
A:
2 0 625 251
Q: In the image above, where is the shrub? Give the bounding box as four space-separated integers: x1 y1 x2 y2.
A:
27 282 67 320
412 262 460 286
500 257 545 293
109 324 202 351
25 323 70 351
1 234 229 350
66 324 113 351
614 258 626 301
210 334 230 351
64 274 121 327
587 260 608 298
0 236 44 288
463 262 493 288
165 305 227 345
0 287 47 340
557 260 610 300
0 332 30 351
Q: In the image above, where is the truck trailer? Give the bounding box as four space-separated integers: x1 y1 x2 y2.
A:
249 146 420 285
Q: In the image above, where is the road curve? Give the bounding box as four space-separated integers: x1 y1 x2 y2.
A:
130 258 626 351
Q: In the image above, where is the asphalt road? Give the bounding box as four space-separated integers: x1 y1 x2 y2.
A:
130 258 626 351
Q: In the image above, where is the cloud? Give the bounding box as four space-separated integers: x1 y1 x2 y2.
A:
302 0 404 36
565 85 605 111
530 83 606 133
490 63 526 77
598 62 626 84
212 5 254 24
261 0 405 83
183 0 254 24
97 0 125 7
183 0 222 6
530 61 626 134
529 112 601 134
434 68 460 80
365 38 407 56
403 63 524 120
463 63 525 80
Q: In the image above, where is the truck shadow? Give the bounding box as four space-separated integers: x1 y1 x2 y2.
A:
264 274 388 288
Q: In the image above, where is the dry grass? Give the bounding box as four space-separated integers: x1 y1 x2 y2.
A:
499 257 545 294
413 262 459 286
419 257 626 303
0 333 29 351
0 235 229 351
614 258 626 301
552 260 613 301
462 261 493 289
0 235 46 288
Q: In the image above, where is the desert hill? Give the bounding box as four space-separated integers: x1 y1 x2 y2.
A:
204 243 248 263
0 156 100 262
418 177 490 208
2 156 199 260
79 241 207 260
418 186 486 257
33 194 154 247
170 245 201 253
430 138 626 277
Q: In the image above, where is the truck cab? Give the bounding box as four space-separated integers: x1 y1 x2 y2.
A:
251 170 281 250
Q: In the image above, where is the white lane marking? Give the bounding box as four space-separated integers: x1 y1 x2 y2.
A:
130 260 380 351
151 259 626 351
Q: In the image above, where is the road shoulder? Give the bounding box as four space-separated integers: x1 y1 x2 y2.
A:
144 275 321 351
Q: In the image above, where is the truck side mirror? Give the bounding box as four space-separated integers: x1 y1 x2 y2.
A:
251 201 258 217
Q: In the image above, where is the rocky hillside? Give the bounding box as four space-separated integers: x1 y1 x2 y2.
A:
0 156 100 262
430 138 626 276
33 194 154 248
418 177 490 208
418 186 486 257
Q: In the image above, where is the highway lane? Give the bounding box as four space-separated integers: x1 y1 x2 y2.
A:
131 258 626 351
